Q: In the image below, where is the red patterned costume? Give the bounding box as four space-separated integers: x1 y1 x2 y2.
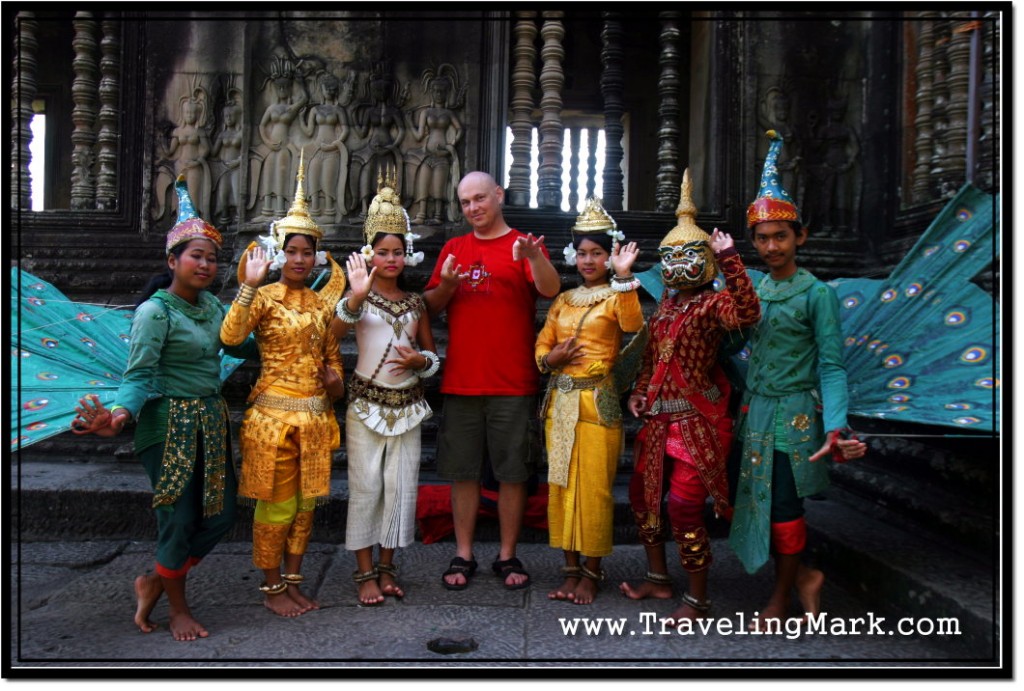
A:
630 249 759 571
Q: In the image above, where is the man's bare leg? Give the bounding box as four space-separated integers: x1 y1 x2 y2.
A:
443 480 480 588
497 480 528 587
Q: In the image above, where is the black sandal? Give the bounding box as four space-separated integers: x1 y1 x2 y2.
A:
441 556 478 591
492 556 531 590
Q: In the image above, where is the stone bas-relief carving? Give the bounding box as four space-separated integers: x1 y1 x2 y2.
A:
210 88 243 227
153 56 467 232
805 94 861 234
349 62 409 220
249 56 309 220
300 71 355 224
405 64 465 225
153 81 212 223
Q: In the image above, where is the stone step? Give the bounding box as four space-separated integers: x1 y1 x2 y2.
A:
11 458 993 655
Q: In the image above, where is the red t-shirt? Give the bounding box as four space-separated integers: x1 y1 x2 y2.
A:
425 229 548 395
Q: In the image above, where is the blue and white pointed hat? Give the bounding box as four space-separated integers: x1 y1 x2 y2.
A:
166 175 222 253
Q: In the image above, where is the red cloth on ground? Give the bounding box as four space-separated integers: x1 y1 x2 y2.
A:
415 484 550 545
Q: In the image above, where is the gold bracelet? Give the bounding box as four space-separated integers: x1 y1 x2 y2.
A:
236 283 257 307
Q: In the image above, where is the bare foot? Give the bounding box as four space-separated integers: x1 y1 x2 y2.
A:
167 609 209 641
619 579 673 600
572 577 598 605
548 575 580 601
357 578 384 606
134 573 163 633
286 585 319 612
378 571 404 599
661 602 705 626
796 566 824 619
748 597 788 632
264 590 304 618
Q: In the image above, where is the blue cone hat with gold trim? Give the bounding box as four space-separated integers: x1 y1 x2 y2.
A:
166 175 222 253
746 129 801 228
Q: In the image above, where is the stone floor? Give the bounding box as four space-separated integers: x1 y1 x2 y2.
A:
10 536 997 672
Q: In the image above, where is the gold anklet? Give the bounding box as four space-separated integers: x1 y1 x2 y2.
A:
259 581 288 596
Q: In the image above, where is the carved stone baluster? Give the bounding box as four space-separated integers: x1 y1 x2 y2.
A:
944 11 973 190
96 16 121 210
10 11 37 210
585 126 598 200
975 11 997 191
600 12 625 210
911 12 935 204
655 12 681 212
536 11 565 209
929 17 952 196
567 127 580 211
507 12 537 207
71 12 99 210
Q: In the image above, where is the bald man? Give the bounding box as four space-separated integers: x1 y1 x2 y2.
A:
424 172 560 591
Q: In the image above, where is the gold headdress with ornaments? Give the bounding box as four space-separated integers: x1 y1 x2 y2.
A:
563 197 625 266
270 148 324 247
657 168 717 288
361 166 424 266
237 149 346 308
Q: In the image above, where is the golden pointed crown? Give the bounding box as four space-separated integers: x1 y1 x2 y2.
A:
363 165 409 243
660 168 711 247
273 148 324 244
571 197 617 235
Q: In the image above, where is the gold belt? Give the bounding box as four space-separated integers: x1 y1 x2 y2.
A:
347 376 425 409
550 373 606 394
253 392 331 416
649 385 722 415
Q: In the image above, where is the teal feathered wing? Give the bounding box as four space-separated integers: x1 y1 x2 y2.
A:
826 184 999 431
10 269 246 451
635 183 1000 432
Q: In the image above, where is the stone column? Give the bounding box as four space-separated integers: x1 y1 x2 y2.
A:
911 12 935 204
944 12 974 190
585 126 599 201
536 11 565 209
655 12 682 212
928 17 952 195
71 12 99 210
10 11 37 211
567 127 580 211
96 16 121 210
975 11 997 191
507 11 537 207
600 12 625 210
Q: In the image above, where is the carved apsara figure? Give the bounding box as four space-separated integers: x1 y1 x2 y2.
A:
249 57 309 219
350 63 408 220
299 72 353 224
405 65 465 225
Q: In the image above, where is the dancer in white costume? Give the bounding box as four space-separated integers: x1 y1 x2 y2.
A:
331 170 437 605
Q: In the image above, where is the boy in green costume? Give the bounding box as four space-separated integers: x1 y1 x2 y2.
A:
729 131 867 629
